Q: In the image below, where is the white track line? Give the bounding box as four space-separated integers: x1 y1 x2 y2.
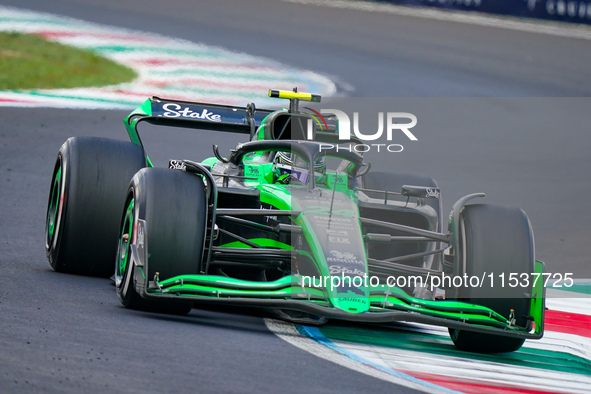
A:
265 318 458 393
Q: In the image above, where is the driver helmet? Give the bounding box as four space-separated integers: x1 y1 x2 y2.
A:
274 151 326 184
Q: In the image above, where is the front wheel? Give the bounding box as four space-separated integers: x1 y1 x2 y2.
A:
449 204 535 353
115 168 208 315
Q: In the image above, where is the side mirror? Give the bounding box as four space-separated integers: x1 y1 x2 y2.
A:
401 185 440 199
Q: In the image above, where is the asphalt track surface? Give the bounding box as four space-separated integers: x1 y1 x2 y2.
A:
1 0 590 392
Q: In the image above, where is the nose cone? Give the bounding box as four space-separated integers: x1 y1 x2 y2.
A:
329 280 370 314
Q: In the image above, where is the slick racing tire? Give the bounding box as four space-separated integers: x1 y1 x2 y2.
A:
115 168 207 315
45 137 146 277
449 204 535 353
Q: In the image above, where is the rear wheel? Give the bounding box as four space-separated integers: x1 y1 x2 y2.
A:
449 204 534 353
115 168 208 315
45 137 146 277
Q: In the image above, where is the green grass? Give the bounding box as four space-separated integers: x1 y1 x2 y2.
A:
0 31 137 90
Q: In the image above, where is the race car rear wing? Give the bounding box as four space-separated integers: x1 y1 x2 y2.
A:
124 96 361 157
124 97 275 146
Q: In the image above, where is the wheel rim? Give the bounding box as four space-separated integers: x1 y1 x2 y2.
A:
116 198 135 287
45 163 63 250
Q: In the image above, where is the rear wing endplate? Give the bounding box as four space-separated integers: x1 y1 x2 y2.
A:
124 97 274 146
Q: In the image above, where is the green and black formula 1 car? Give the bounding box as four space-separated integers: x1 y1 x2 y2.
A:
45 89 545 353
